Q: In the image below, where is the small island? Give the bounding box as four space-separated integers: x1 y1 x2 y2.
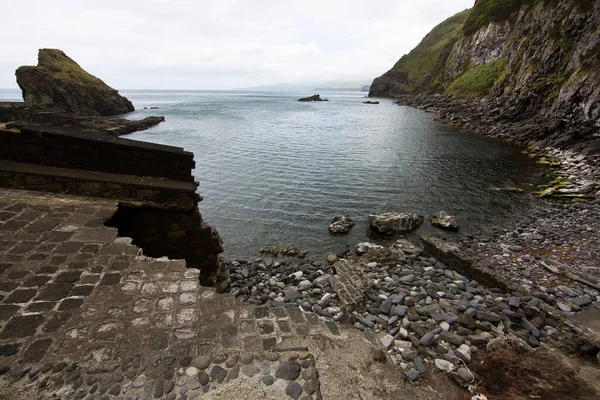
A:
363 101 379 104
297 94 329 102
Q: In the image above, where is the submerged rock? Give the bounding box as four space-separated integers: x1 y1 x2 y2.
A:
328 215 355 234
431 211 459 230
16 49 134 116
368 212 424 234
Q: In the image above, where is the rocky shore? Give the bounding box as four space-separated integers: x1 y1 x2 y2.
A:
224 176 600 397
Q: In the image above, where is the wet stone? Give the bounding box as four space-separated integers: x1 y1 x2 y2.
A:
179 356 192 367
22 338 52 363
225 354 239 368
228 365 240 379
304 381 316 395
262 375 274 386
240 353 254 364
108 385 121 396
210 365 227 383
153 380 164 398
198 371 209 386
265 351 280 361
0 314 45 339
242 364 260 377
301 360 311 369
4 289 37 303
286 381 304 399
276 361 302 381
192 355 211 370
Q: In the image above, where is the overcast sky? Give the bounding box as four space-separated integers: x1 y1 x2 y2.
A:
2 0 473 90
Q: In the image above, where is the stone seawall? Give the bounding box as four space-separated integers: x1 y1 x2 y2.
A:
0 124 225 288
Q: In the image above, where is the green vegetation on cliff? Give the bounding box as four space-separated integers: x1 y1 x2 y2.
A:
395 9 470 92
34 48 105 86
463 0 531 36
446 60 503 97
370 9 469 96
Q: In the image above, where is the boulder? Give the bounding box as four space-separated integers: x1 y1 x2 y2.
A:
16 49 134 116
368 212 424 234
431 211 459 230
328 215 355 234
297 94 328 102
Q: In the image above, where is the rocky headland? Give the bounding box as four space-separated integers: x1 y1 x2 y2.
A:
1 49 163 136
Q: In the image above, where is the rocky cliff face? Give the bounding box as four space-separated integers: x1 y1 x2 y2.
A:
370 0 600 151
16 49 134 116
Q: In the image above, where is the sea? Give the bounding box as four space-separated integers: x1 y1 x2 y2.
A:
0 89 548 260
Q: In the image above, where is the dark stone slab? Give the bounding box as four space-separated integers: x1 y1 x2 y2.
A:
54 241 84 254
36 282 74 301
58 298 84 310
0 314 45 339
23 275 52 287
99 273 121 286
55 271 82 283
4 289 37 304
42 312 72 333
0 304 21 320
22 338 52 362
0 343 21 357
70 285 95 296
26 302 56 312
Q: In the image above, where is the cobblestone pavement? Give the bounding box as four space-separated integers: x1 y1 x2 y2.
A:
0 189 344 399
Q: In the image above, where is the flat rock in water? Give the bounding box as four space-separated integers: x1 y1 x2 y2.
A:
431 211 459 230
328 215 355 234
369 211 424 234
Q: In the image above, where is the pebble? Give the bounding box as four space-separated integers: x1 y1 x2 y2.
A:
435 359 453 371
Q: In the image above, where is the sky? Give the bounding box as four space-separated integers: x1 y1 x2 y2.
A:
1 0 474 90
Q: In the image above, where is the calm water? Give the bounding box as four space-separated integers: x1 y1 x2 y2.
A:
1 89 548 259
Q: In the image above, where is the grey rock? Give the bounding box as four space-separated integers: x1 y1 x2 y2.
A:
275 361 302 381
192 355 212 370
420 331 436 347
413 357 426 374
198 372 209 386
210 365 227 383
329 215 355 234
286 381 304 399
369 212 424 234
406 369 420 382
431 211 459 230
262 375 274 386
440 331 465 346
228 365 240 379
435 359 453 371
457 367 474 383
571 296 592 307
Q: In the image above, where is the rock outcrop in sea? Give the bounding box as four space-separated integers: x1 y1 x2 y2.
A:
16 48 134 116
297 94 328 102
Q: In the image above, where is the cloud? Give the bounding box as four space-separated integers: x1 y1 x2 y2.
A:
0 0 474 89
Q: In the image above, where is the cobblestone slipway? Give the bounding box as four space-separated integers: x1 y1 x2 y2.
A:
0 189 343 399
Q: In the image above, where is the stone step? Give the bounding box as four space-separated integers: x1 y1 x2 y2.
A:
330 259 368 312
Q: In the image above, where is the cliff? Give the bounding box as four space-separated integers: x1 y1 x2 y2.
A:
16 49 134 116
370 0 600 151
